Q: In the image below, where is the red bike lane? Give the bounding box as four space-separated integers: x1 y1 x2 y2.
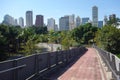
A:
57 48 106 80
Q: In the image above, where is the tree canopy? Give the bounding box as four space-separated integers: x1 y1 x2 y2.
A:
95 25 120 54
71 23 98 44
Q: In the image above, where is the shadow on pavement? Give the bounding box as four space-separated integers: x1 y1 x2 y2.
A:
42 47 88 80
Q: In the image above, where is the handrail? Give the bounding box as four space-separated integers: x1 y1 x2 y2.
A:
0 64 26 74
0 47 86 80
98 49 119 80
93 45 120 80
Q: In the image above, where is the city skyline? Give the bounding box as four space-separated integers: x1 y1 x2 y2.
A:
0 0 120 24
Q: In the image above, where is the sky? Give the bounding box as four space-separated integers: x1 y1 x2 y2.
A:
0 0 120 25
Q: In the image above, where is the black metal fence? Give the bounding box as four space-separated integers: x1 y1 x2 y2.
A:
93 45 120 80
0 47 86 80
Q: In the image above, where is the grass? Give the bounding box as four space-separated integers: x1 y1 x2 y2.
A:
116 54 120 58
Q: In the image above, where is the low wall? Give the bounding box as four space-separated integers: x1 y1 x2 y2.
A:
0 47 86 80
93 45 120 80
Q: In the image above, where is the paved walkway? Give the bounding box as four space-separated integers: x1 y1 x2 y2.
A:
57 48 106 80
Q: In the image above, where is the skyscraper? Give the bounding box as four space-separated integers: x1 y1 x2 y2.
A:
35 15 44 27
82 17 89 25
69 14 75 30
26 11 33 27
19 17 24 27
59 16 70 31
47 18 55 31
2 14 15 25
92 6 98 27
76 16 81 27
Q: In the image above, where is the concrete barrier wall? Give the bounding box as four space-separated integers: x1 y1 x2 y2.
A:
93 45 120 80
0 47 86 80
0 60 14 80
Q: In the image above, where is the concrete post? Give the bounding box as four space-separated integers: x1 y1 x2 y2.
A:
13 60 18 80
112 55 117 73
47 53 51 69
56 51 58 66
35 54 39 75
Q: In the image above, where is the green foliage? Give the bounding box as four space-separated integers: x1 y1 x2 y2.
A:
19 38 36 55
35 26 48 34
31 26 48 34
48 30 61 44
17 26 48 55
2 22 120 60
0 32 8 60
0 25 21 60
60 31 69 49
116 54 120 58
0 25 49 60
71 23 98 44
107 17 120 26
95 25 120 54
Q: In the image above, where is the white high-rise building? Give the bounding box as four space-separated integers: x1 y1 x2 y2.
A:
76 16 81 27
69 14 75 30
19 17 24 27
92 6 98 27
26 11 33 27
47 18 55 31
2 14 15 25
59 16 70 31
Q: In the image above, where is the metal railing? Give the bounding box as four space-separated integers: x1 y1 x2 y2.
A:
93 45 120 80
0 47 87 80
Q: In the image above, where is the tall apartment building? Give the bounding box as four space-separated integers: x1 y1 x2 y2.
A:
59 16 70 31
35 15 44 27
26 11 33 27
47 18 55 31
92 6 98 27
19 17 24 27
76 16 81 27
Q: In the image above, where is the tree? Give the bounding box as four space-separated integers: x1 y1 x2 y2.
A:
7 26 21 53
60 31 70 49
107 16 120 27
48 30 61 44
33 26 48 34
71 23 98 44
0 32 8 60
95 25 120 54
18 27 36 55
0 25 22 60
